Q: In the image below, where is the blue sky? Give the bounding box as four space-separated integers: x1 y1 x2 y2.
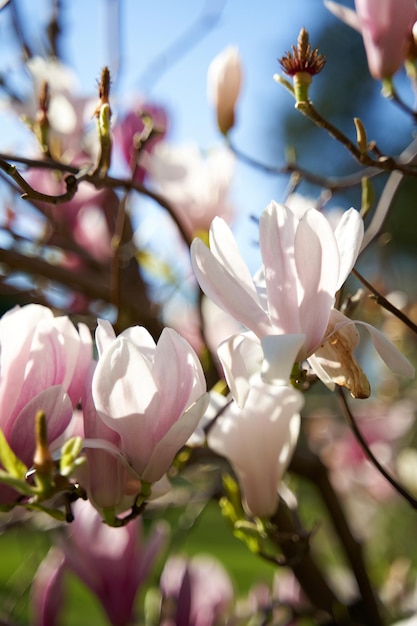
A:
4 0 403 275
55 0 337 270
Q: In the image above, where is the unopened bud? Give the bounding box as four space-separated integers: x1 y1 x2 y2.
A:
33 410 55 476
207 46 242 135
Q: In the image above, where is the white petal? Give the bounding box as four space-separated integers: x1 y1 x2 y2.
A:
261 334 306 385
333 208 364 289
353 321 415 378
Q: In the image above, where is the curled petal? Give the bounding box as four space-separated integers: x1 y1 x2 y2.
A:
351 320 415 379
310 327 371 399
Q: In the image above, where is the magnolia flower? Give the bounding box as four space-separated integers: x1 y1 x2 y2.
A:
207 335 305 517
0 305 92 504
32 499 168 626
146 142 235 239
325 0 417 79
207 46 242 135
191 201 414 397
90 320 208 483
159 555 234 626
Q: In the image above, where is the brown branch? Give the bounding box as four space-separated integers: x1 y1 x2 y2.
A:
227 138 381 192
295 100 417 177
291 446 384 626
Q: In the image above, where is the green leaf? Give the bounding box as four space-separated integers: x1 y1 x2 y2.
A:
60 436 84 476
0 427 27 479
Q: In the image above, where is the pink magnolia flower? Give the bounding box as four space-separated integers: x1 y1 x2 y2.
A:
159 554 234 626
115 101 168 183
0 305 92 497
207 46 242 135
325 0 417 79
32 499 168 626
191 201 414 397
207 334 304 518
145 142 235 239
90 320 208 483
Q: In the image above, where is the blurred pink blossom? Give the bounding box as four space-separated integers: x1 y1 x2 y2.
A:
159 554 234 626
146 142 235 239
115 101 168 183
32 499 168 626
325 0 417 79
30 547 66 626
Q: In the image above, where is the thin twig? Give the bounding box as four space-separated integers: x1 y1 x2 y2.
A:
337 387 417 510
352 268 417 336
228 138 381 191
295 100 417 177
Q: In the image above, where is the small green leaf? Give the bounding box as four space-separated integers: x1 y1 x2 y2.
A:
0 427 27 479
60 436 83 476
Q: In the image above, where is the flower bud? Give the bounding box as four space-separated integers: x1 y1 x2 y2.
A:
207 46 242 135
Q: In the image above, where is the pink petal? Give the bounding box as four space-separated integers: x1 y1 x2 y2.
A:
191 238 271 337
0 305 54 431
259 202 300 335
295 209 339 356
142 393 209 482
9 386 73 466
152 329 206 436
95 319 117 356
